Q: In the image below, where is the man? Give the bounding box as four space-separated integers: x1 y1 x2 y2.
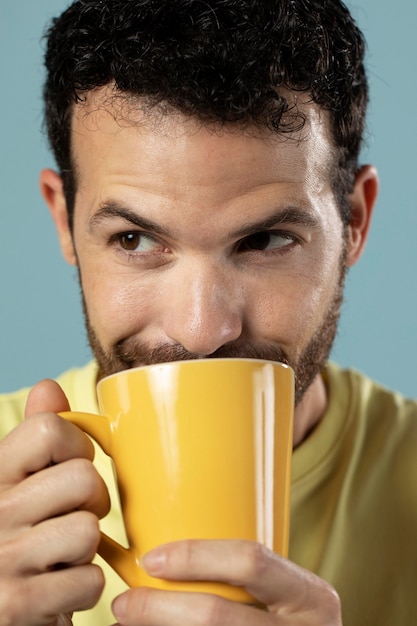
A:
0 0 416 624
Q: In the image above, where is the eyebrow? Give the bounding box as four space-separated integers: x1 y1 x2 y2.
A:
89 202 167 236
89 201 321 239
231 207 321 239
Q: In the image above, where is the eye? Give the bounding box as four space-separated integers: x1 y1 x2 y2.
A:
116 232 165 253
238 231 296 252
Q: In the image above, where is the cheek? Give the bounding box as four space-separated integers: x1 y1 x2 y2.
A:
251 254 342 345
295 258 343 334
81 270 156 342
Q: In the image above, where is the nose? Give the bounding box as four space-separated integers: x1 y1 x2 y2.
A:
161 261 244 356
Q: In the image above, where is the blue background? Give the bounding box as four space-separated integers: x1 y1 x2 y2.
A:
1 1 416 396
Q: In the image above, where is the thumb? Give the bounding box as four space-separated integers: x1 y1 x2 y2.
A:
25 378 71 418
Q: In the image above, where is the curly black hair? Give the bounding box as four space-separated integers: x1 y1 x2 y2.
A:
43 0 368 226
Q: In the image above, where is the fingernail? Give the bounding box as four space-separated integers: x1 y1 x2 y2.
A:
141 547 166 575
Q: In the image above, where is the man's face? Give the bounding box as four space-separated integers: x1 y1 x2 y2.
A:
51 90 358 423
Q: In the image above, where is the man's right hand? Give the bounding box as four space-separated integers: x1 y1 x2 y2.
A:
0 379 110 626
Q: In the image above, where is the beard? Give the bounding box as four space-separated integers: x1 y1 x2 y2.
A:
80 250 347 406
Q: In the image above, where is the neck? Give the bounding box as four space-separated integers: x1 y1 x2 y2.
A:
293 372 327 448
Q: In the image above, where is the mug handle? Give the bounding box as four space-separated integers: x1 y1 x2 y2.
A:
60 411 139 587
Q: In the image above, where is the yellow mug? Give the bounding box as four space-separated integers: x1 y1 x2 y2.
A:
62 358 294 603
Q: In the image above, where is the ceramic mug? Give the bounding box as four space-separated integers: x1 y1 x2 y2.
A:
61 358 294 603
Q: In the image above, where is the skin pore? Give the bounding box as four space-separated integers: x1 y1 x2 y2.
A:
41 87 376 448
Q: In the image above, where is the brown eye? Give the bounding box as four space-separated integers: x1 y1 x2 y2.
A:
243 232 273 250
115 231 167 254
239 231 294 252
119 233 141 250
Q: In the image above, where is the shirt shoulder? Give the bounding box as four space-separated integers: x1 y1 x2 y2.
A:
0 361 98 438
292 362 417 484
290 364 417 624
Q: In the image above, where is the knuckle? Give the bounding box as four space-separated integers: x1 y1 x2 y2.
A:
118 587 154 622
82 564 106 606
70 458 109 516
0 537 21 575
298 572 342 623
163 538 201 570
31 411 64 444
71 565 107 612
76 510 101 552
320 582 342 619
0 579 26 626
241 541 271 580
0 491 29 546
0 491 14 524
135 587 153 620
180 538 200 567
70 457 100 496
58 564 105 612
197 594 226 626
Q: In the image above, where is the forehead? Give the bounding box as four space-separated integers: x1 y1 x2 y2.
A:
70 87 335 195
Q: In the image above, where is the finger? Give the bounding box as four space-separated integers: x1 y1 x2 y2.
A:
37 565 104 616
141 540 340 615
0 412 95 484
0 565 104 626
112 587 270 626
1 457 110 528
25 379 71 418
0 511 101 576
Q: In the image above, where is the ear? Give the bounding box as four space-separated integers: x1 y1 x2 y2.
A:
345 164 379 267
39 169 77 266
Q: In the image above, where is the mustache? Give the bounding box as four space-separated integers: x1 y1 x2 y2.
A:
114 339 291 369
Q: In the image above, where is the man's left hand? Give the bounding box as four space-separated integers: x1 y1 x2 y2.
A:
111 539 342 625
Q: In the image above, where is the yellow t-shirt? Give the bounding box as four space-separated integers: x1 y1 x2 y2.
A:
1 361 416 625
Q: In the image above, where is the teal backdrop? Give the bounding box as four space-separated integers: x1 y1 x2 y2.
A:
1 1 416 396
